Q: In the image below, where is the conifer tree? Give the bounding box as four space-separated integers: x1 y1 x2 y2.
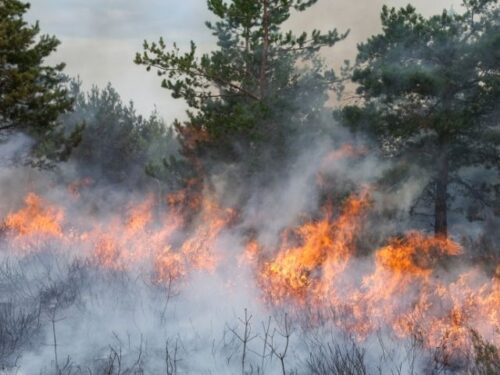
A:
342 0 500 238
0 0 73 133
136 0 347 186
0 0 79 164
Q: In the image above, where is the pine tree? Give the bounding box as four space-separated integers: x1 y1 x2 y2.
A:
136 0 347 187
61 81 177 187
0 0 78 164
342 0 500 238
0 0 73 132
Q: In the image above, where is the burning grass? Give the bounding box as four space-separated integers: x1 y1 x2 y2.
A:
0 184 498 373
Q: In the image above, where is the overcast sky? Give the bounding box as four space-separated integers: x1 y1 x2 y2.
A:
27 0 462 121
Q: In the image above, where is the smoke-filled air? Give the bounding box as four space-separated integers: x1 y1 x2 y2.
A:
0 0 499 374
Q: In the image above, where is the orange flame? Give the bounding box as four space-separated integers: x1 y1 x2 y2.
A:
2 186 498 366
261 192 370 303
375 231 461 276
255 195 498 358
4 193 64 239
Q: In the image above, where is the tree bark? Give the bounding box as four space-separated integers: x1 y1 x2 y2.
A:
259 0 269 98
434 144 449 238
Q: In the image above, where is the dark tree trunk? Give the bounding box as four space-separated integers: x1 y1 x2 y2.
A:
434 145 449 238
260 0 269 98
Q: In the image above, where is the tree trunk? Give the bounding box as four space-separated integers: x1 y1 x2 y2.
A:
434 145 449 238
260 0 269 98
245 26 250 77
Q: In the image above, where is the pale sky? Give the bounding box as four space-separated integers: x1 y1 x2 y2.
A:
27 0 462 122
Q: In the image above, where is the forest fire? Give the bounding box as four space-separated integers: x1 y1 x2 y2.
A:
2 186 497 369
1 0 499 372
1 188 235 282
252 194 498 357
